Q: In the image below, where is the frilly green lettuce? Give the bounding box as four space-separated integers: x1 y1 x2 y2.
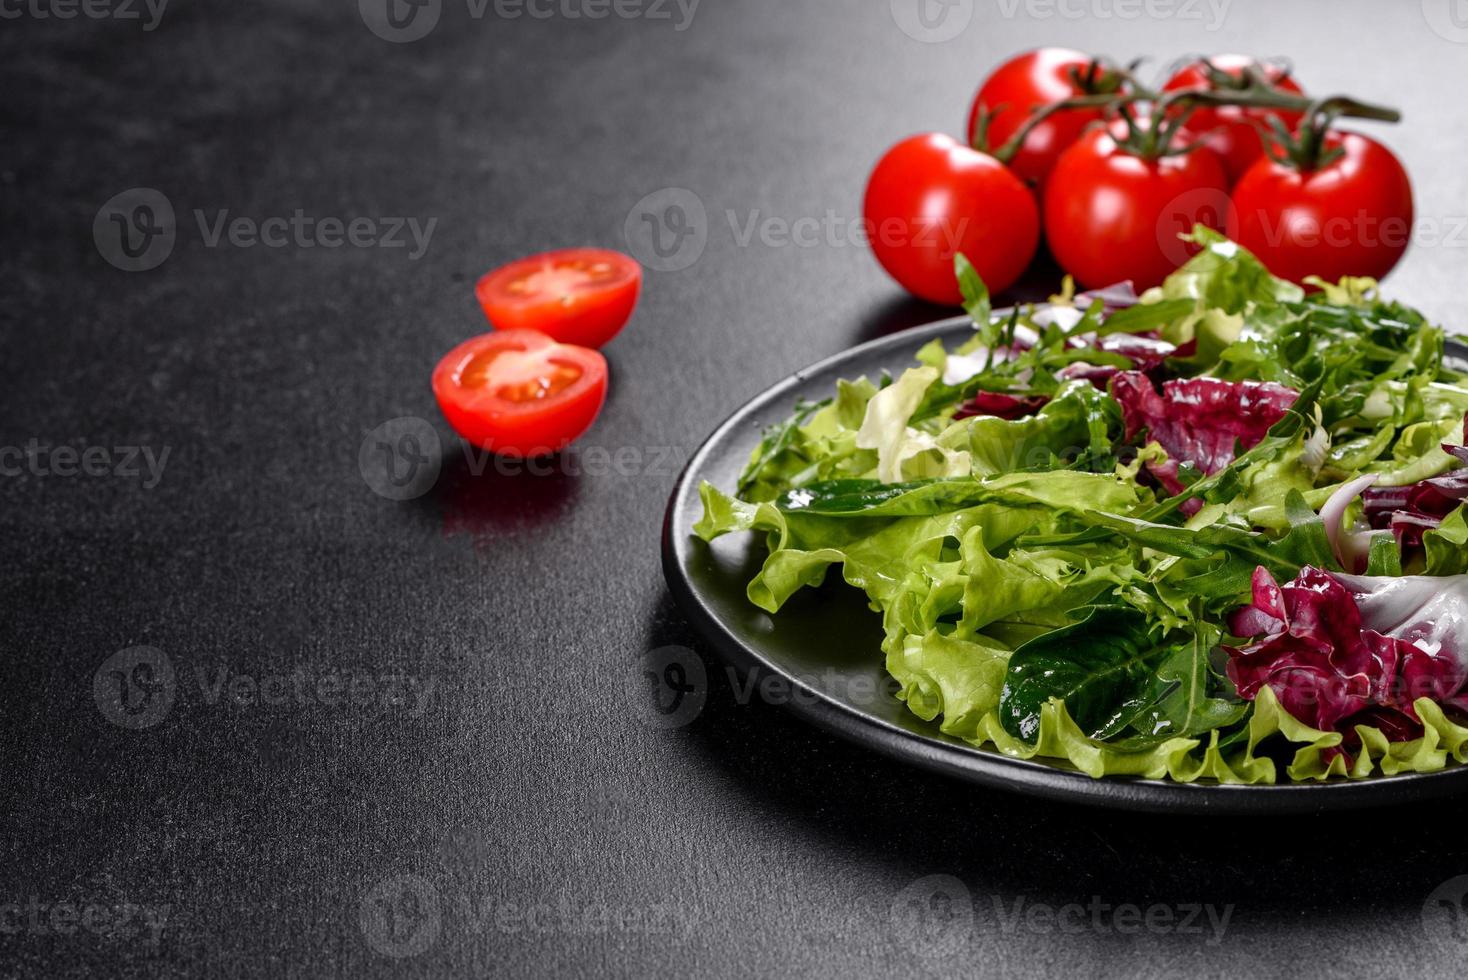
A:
698 231 1468 784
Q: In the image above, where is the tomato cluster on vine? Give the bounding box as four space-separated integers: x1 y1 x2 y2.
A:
863 49 1413 303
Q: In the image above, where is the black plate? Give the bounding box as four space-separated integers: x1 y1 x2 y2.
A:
662 315 1468 814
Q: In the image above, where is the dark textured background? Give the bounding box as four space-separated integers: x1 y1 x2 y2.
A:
4 0 1468 976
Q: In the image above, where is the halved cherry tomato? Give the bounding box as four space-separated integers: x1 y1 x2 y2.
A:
475 248 642 349
432 329 608 457
1162 55 1305 186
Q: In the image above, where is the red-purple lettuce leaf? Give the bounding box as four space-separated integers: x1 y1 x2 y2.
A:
1226 567 1468 742
953 391 1049 421
1111 373 1298 505
1060 335 1182 389
1361 417 1468 549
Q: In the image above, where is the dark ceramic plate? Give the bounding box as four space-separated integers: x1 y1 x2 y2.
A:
663 316 1468 814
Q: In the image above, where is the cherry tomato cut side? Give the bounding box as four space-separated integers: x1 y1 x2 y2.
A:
475 248 642 349
432 329 609 458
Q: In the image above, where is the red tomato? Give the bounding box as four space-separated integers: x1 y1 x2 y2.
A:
432 329 608 457
863 133 1040 304
967 48 1109 195
1228 131 1414 285
1162 55 1305 185
475 248 642 349
1043 128 1230 290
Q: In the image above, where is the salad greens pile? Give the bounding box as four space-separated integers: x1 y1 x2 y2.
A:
695 229 1468 783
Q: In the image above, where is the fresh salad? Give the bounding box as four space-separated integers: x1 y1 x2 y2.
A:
695 229 1468 784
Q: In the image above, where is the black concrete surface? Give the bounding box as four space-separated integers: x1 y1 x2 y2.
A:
3 0 1468 976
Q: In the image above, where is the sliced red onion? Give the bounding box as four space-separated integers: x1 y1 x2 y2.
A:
1322 474 1380 574
1334 572 1468 690
1076 282 1140 311
942 348 1017 386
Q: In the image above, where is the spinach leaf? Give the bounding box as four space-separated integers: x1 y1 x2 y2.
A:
998 606 1175 743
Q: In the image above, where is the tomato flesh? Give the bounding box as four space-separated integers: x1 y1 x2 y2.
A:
433 329 608 458
461 348 583 402
475 248 642 349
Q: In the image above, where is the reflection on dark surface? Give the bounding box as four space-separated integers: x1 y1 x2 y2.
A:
432 445 581 543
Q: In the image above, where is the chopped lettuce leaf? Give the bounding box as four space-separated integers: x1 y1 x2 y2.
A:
695 233 1468 783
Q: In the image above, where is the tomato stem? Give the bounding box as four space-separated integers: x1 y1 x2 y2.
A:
983 57 1400 170
988 92 1129 165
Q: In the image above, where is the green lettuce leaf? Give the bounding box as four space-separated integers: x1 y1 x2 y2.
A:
694 231 1468 784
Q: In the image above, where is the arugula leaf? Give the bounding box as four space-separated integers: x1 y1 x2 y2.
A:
1069 490 1337 606
1125 621 1248 743
1097 298 1196 337
955 253 990 326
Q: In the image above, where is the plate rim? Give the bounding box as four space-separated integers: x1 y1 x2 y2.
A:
662 315 1468 814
